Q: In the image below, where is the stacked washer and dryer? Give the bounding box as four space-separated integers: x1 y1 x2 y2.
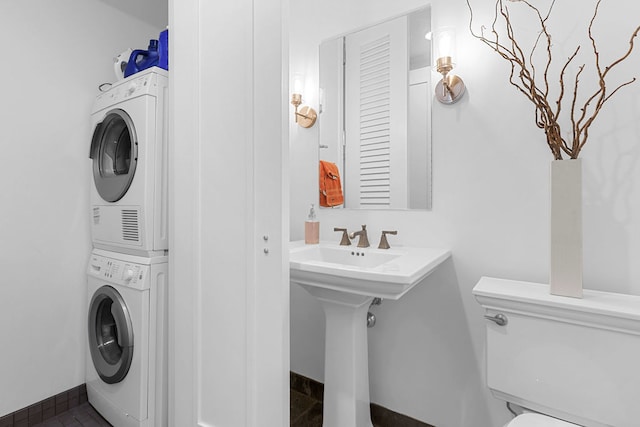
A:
86 67 169 427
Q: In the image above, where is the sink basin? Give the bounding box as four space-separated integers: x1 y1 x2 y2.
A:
289 241 451 299
291 244 401 268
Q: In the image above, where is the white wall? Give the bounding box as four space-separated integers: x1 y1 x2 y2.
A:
289 1 640 426
0 1 162 416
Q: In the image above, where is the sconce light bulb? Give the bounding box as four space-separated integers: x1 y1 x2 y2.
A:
293 73 305 95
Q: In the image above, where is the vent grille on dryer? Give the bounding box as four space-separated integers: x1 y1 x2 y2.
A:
121 209 140 242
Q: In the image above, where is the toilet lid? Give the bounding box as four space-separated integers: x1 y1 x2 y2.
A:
507 413 580 426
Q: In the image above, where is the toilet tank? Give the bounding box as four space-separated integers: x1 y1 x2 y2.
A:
473 277 640 427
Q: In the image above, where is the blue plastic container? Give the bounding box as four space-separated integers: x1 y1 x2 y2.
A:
158 29 168 71
124 39 159 78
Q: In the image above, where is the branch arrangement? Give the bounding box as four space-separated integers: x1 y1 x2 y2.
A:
467 0 640 159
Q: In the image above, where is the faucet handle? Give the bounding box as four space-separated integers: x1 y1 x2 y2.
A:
333 227 351 246
378 230 397 249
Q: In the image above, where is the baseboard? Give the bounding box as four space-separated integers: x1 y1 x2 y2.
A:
0 384 87 427
290 371 435 427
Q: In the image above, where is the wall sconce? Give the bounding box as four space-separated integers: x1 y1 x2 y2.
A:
432 27 465 104
291 74 317 128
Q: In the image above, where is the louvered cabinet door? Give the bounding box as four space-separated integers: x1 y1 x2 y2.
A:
344 16 408 209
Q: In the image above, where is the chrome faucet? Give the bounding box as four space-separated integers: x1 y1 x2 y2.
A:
349 225 370 248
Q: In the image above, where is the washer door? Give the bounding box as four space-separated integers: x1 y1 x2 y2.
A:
89 109 138 202
88 285 134 384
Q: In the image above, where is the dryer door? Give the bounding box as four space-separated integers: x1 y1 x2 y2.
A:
90 109 138 202
88 285 134 384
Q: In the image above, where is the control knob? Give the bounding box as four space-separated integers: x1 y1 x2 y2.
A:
123 268 135 282
127 82 138 95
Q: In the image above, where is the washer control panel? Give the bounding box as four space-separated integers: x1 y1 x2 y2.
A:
88 253 149 289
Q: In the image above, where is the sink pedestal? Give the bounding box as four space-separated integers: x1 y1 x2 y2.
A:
302 285 374 427
290 241 451 426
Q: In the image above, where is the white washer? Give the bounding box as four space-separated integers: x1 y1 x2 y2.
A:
86 249 168 427
89 67 168 257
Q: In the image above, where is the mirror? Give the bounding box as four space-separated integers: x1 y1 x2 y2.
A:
318 6 432 210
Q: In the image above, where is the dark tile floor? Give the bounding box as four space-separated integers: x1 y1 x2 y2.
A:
22 385 430 427
32 403 110 427
290 389 323 426
40 395 328 427
43 393 373 427
290 389 397 427
289 372 434 427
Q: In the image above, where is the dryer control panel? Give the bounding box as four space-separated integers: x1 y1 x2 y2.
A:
88 253 150 291
92 67 168 113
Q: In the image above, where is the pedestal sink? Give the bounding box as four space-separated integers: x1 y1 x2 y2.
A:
290 241 451 427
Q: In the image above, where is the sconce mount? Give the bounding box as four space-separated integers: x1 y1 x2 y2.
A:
435 74 466 104
296 106 317 128
291 93 317 128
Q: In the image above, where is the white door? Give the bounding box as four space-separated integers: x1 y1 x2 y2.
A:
344 16 408 209
169 1 289 426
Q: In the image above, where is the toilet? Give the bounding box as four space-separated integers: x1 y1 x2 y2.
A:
473 277 640 427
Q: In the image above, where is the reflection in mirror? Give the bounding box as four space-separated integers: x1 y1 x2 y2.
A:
319 6 432 210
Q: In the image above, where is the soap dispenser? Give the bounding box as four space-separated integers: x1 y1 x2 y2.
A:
305 204 319 244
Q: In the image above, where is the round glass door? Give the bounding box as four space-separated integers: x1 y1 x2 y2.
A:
88 285 134 384
90 109 138 202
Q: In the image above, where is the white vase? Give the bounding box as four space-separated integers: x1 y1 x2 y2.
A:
549 159 583 298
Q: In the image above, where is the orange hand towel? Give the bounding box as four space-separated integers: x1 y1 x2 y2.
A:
319 160 344 207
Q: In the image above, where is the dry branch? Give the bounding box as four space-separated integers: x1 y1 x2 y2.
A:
467 0 640 159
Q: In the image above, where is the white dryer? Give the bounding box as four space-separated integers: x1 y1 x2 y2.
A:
86 249 168 427
89 67 168 256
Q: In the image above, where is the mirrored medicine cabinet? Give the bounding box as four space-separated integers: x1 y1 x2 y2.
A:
318 6 432 211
